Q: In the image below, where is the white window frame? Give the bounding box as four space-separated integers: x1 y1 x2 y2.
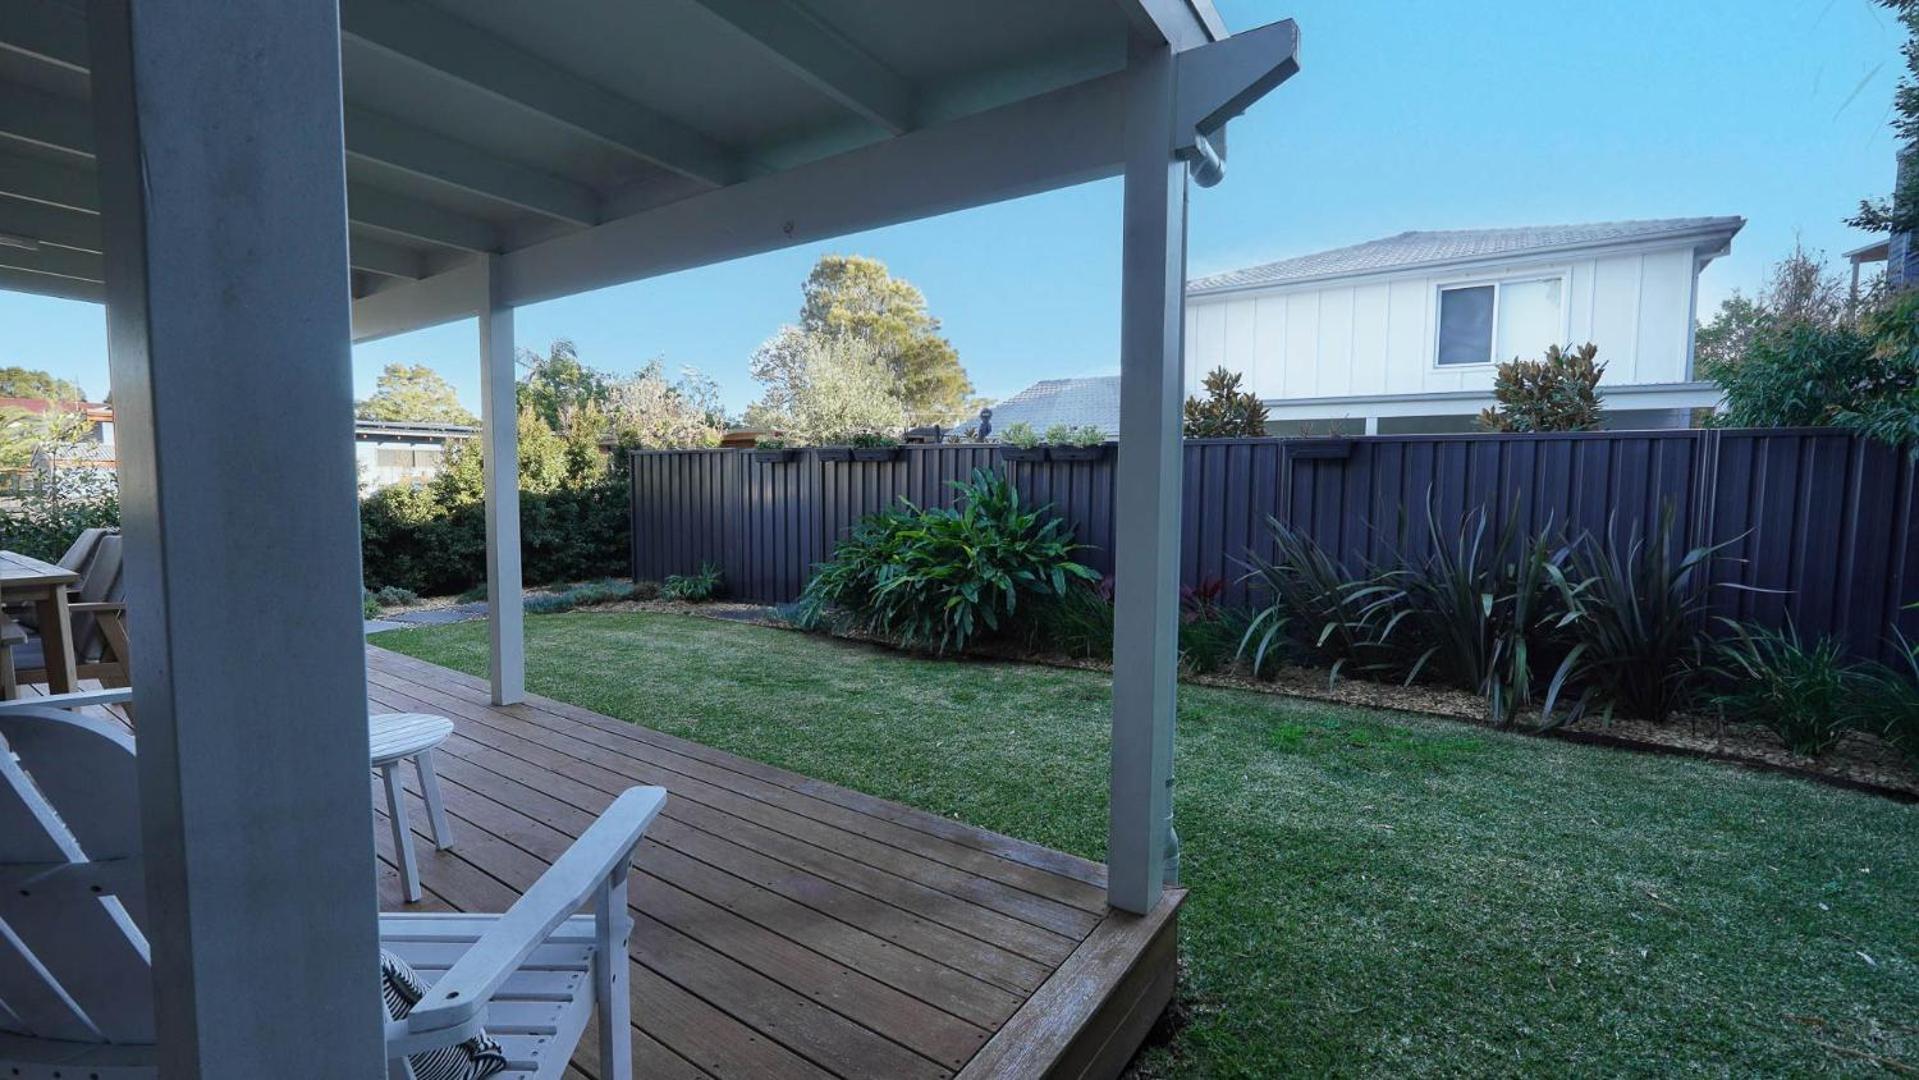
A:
1432 270 1572 370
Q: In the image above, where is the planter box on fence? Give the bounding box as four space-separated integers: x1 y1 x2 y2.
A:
851 446 901 462
1286 439 1352 460
751 448 797 464
1047 444 1109 462
998 446 1046 463
816 447 852 462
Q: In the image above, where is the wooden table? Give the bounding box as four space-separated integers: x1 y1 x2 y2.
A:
0 550 79 694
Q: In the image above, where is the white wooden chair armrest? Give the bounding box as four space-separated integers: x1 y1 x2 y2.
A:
404 786 665 1036
66 601 126 614
0 687 134 712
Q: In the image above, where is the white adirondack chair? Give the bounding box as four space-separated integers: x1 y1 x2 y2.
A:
0 690 664 1079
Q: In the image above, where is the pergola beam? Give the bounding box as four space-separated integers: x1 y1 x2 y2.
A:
0 241 100 282
344 106 601 227
339 0 736 187
690 0 915 134
0 1 87 72
1115 0 1227 52
0 81 91 157
0 194 102 251
347 184 499 254
0 263 99 302
0 147 96 213
344 232 426 281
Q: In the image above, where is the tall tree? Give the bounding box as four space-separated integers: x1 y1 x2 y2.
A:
0 366 84 402
607 360 726 449
1849 0 1919 235
796 255 973 423
517 339 610 431
355 363 477 425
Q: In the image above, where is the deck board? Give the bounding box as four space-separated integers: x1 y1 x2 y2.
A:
360 644 1177 1079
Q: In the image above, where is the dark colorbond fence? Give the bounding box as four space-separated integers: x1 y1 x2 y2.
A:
631 429 1919 661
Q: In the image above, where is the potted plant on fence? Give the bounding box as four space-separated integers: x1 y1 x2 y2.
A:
997 421 1047 462
1045 424 1109 462
849 431 903 462
751 436 798 464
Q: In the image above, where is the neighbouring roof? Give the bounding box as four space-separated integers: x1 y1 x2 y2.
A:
986 376 1121 438
1189 216 1747 295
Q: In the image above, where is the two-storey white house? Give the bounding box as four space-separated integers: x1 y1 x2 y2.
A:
1183 217 1745 433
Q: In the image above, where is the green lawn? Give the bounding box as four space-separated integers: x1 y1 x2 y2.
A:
380 612 1919 1078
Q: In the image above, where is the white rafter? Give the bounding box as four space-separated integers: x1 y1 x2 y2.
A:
338 0 737 188
690 0 915 135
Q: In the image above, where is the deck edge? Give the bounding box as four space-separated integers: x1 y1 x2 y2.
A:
953 888 1185 1080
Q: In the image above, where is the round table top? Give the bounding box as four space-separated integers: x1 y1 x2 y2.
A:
369 711 455 764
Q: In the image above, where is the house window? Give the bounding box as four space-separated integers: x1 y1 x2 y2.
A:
1435 277 1564 366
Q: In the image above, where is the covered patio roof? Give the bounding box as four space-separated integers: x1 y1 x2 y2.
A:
0 1 1299 1073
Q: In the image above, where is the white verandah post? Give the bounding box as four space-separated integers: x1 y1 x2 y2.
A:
88 0 386 1073
1108 42 1188 916
480 255 525 705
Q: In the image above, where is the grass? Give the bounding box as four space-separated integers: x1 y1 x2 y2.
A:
379 612 1919 1078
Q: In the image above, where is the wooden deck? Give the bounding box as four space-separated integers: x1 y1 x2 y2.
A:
360 644 1183 1080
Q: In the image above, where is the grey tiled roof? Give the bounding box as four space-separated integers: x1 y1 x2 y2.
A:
1189 216 1745 295
981 376 1121 439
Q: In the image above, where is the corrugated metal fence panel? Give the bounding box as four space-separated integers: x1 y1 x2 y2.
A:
630 430 1919 658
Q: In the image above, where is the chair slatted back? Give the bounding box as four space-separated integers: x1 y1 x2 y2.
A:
69 534 124 665
0 705 153 1045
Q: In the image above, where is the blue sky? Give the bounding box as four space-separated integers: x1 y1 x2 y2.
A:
0 0 1904 414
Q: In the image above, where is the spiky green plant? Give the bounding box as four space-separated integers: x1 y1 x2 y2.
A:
1706 621 1858 756
1236 517 1406 681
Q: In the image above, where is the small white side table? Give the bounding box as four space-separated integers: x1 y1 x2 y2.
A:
370 711 457 903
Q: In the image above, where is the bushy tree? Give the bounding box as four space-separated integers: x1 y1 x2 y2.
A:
1848 0 1919 235
607 360 726 450
356 363 477 425
784 335 908 445
1477 343 1605 433
1706 321 1880 428
518 339 611 431
0 367 83 402
779 255 967 423
1183 367 1269 437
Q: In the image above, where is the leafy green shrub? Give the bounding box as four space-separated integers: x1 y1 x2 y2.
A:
361 589 381 620
1477 343 1604 433
1184 367 1269 438
1704 320 1880 429
796 467 1097 653
1546 511 1730 725
359 475 629 596
998 422 1041 449
848 431 900 448
0 472 119 563
1059 425 1106 448
631 579 662 601
755 436 792 450
1707 622 1858 756
524 577 640 614
661 563 723 602
373 585 419 608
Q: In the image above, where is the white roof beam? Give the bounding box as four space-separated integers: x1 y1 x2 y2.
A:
338 0 737 187
1115 0 1227 51
0 264 99 302
0 1 87 72
0 194 101 251
689 0 915 135
344 107 600 227
344 233 427 280
344 185 498 254
0 148 95 213
0 241 101 282
0 82 90 157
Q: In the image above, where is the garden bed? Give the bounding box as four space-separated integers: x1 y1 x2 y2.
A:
572 598 1919 801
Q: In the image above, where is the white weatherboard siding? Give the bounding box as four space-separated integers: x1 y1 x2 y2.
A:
1185 223 1739 429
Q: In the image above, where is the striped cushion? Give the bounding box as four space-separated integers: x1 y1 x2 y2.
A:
380 949 508 1080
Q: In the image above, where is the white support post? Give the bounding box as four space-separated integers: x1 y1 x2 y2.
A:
1108 43 1188 915
480 256 525 705
86 0 385 1074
